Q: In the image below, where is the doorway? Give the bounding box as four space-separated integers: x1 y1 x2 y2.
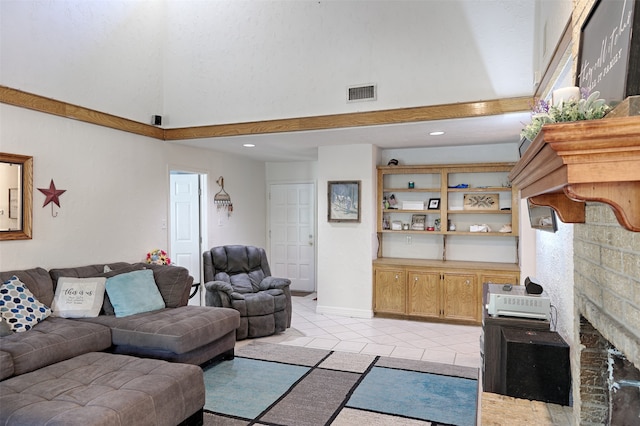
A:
269 183 316 293
169 171 207 305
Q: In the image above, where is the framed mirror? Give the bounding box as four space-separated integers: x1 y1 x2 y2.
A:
0 153 33 240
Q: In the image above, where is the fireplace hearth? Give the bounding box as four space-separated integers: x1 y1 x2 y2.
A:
579 316 640 424
573 204 640 425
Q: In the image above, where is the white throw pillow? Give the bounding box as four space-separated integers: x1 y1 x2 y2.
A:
52 277 106 318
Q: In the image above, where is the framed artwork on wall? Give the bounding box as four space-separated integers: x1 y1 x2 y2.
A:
577 0 639 104
328 180 360 223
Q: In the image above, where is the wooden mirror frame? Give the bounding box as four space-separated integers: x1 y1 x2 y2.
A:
0 153 33 240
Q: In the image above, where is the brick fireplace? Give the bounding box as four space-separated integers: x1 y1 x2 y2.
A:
574 204 640 424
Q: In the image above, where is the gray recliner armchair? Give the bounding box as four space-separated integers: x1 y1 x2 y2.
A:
203 245 292 340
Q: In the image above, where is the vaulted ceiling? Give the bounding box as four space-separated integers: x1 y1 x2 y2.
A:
169 1 541 162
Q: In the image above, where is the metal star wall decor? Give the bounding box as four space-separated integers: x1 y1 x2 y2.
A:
38 179 66 216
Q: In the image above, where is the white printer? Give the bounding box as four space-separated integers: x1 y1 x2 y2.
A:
486 283 550 321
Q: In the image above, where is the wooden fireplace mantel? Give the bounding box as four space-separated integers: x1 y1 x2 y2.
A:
509 111 640 232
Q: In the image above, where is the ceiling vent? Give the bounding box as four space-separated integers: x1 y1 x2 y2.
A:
347 84 377 102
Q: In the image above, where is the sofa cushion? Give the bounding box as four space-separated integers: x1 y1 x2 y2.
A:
0 352 204 426
49 262 143 315
106 270 166 317
97 264 147 314
0 276 52 332
51 277 106 318
0 316 111 376
49 263 192 314
0 268 54 308
0 350 14 380
142 263 192 308
0 316 14 337
80 306 240 355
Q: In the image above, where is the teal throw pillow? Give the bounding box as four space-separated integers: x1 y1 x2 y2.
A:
0 276 52 332
105 269 165 317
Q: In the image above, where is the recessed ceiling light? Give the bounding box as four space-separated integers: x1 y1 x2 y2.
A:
429 131 445 136
243 143 255 148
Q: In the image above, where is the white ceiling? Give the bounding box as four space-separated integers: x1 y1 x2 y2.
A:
174 111 532 162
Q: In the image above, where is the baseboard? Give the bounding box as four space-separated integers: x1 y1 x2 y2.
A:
315 304 373 319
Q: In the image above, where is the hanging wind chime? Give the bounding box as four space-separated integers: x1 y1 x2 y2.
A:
214 176 232 218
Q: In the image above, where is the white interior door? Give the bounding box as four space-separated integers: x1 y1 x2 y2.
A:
270 183 316 292
170 173 201 305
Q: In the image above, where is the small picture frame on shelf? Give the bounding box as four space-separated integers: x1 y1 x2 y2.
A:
427 198 440 210
411 214 426 230
528 200 558 233
463 193 499 210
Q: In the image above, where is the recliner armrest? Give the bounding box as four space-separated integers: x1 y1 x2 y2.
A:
259 276 291 291
204 281 245 300
204 280 233 294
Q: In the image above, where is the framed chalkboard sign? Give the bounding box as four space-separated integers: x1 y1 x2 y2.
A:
577 0 640 105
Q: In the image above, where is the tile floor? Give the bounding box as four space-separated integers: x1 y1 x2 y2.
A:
241 293 482 369
237 293 574 425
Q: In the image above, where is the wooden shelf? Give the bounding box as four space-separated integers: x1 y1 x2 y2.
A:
447 210 512 215
508 105 640 232
383 188 440 192
448 187 511 192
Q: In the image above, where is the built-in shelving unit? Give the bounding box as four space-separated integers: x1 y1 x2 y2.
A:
377 163 519 246
373 162 520 324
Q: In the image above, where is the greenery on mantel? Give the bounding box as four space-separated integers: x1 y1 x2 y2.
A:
520 91 611 141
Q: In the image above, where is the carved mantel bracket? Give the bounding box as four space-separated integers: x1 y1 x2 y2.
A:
509 101 640 232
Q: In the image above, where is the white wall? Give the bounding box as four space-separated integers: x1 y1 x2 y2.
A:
0 105 266 271
0 0 165 124
534 0 573 87
316 144 378 318
266 161 317 183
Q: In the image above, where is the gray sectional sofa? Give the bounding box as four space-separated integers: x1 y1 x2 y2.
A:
0 262 241 426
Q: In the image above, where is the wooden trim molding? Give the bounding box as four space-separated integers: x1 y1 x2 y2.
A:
163 97 532 140
0 86 163 139
509 97 640 232
1 85 531 142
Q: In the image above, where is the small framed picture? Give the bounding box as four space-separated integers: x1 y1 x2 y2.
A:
464 193 499 210
428 198 440 210
328 180 361 222
411 214 426 230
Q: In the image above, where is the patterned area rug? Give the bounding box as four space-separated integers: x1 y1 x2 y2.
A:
202 342 478 426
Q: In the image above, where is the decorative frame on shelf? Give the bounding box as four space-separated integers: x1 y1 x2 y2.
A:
519 136 532 158
427 198 440 210
328 180 360 223
411 214 426 230
464 193 499 210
